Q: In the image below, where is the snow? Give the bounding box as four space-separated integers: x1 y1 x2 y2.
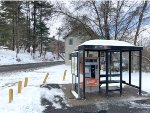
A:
0 64 150 113
41 86 68 109
122 71 150 93
71 90 79 99
79 39 135 47
0 48 60 65
129 101 150 109
0 87 44 113
0 46 8 49
138 25 150 46
100 71 150 93
0 64 71 113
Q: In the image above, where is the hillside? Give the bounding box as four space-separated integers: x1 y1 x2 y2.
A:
0 47 60 65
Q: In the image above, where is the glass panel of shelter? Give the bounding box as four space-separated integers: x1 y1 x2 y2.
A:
71 52 79 93
71 49 142 99
81 50 123 95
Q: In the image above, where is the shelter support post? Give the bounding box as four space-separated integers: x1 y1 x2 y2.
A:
106 51 109 95
77 52 81 99
71 55 75 90
71 55 73 90
75 72 77 90
129 51 131 85
74 57 77 90
71 55 73 75
98 51 100 92
139 50 142 95
83 50 86 99
120 50 122 95
109 52 112 81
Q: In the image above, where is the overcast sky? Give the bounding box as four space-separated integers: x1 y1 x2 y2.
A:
48 0 72 41
17 0 150 43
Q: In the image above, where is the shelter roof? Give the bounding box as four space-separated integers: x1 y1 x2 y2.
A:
78 40 143 51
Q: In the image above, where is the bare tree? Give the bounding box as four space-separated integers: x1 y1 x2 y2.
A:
134 1 148 45
114 1 124 40
54 0 150 43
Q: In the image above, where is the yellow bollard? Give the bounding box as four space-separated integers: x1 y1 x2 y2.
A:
24 77 28 87
18 81 22 94
9 89 13 103
11 89 13 101
63 70 67 81
43 73 49 83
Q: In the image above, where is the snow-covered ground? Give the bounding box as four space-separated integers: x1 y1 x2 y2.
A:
0 64 149 113
0 47 60 65
100 71 150 92
0 64 71 113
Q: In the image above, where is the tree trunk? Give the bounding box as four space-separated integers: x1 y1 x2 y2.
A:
92 1 104 39
40 42 43 57
33 1 36 54
103 1 110 40
16 1 20 58
132 1 147 72
12 3 15 51
134 1 147 45
114 1 124 40
26 1 31 53
40 4 43 57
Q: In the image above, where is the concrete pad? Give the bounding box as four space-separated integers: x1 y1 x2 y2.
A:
61 84 150 106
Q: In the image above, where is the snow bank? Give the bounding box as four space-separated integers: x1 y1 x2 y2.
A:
0 48 59 65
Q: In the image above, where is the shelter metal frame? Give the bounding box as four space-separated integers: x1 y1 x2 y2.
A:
71 44 143 99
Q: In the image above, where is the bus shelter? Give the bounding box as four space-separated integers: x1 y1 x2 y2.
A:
71 40 143 99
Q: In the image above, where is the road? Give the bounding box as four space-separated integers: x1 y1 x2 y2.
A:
41 84 150 113
0 61 64 72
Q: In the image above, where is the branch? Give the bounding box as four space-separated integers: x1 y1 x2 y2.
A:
114 0 124 40
134 54 150 63
54 10 95 39
134 1 148 45
91 1 104 39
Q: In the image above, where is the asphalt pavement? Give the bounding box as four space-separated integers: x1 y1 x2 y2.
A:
0 61 64 72
41 84 150 113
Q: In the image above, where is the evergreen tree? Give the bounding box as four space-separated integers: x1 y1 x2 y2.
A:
0 14 11 46
31 1 53 55
0 1 24 54
0 1 53 57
